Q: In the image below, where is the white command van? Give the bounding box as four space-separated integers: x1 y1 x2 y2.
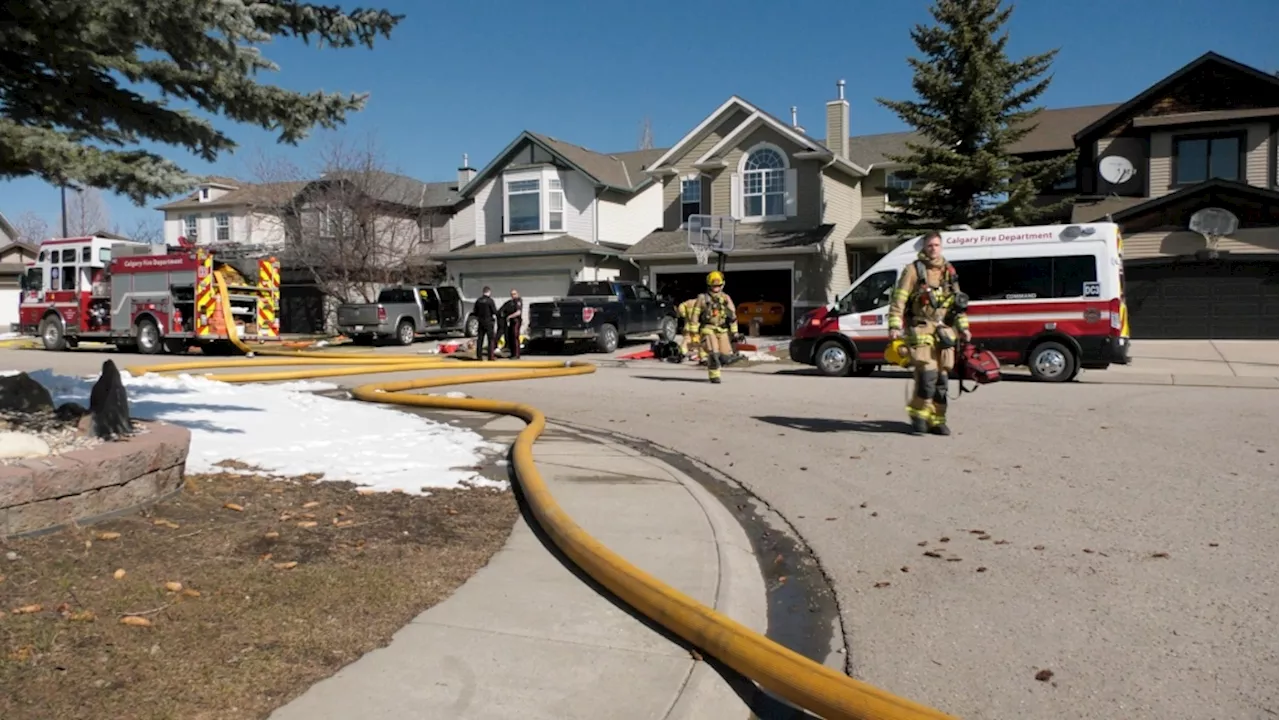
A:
790 222 1132 382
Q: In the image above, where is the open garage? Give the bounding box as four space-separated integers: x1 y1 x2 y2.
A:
652 267 793 334
1124 257 1278 339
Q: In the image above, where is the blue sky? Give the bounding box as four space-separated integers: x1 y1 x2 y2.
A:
2 0 1276 235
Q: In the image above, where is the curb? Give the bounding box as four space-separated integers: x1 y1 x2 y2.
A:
548 423 771 717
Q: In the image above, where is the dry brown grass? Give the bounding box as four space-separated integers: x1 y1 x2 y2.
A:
0 469 518 720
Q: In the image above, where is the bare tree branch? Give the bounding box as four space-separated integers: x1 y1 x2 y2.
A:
245 133 442 305
11 211 51 244
114 215 164 244
65 187 111 236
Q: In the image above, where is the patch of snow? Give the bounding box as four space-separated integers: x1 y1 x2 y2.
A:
740 351 780 363
16 369 505 494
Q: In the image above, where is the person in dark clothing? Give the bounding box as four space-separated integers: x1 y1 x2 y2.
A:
499 288 524 359
472 287 499 361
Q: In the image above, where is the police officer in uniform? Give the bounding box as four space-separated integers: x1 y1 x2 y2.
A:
887 230 971 435
694 271 743 384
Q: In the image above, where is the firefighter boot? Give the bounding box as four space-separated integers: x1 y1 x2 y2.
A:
908 410 929 436
930 372 951 435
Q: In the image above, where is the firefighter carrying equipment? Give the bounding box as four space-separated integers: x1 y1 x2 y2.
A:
884 338 911 368
696 287 738 383
953 342 1002 395
888 252 970 435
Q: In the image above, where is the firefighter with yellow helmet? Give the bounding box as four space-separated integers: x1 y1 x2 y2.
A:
887 230 971 435
676 297 705 363
694 270 742 383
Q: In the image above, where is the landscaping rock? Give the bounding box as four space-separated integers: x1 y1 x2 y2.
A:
0 372 54 414
88 360 132 440
0 431 52 459
55 402 88 422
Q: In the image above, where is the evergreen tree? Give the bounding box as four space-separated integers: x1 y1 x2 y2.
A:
0 1 403 204
873 0 1076 237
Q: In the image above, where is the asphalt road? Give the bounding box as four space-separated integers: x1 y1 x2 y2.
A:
5 348 1277 720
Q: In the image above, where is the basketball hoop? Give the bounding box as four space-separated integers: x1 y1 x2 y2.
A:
1189 207 1238 258
686 214 736 267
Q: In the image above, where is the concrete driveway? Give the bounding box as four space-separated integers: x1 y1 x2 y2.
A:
2 343 1276 720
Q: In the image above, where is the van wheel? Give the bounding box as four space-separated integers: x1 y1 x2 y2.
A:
815 340 852 377
39 316 67 351
136 318 163 355
1028 341 1076 383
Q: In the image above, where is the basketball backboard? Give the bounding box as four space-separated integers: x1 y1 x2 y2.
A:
687 214 736 266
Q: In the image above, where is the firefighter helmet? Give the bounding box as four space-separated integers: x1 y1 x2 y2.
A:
706 271 725 287
884 338 911 368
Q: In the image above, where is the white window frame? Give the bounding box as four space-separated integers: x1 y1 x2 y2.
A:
215 213 230 242
884 170 915 209
680 174 704 225
547 177 564 232
505 177 542 233
739 144 789 222
199 187 210 202
183 214 199 241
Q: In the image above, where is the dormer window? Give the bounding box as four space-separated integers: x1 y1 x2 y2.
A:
199 187 210 202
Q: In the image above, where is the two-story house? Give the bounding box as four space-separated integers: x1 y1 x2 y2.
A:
625 83 869 331
156 173 462 333
1064 52 1277 339
440 133 665 315
838 51 1277 340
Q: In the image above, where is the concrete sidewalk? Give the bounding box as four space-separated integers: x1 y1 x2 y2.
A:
268 415 775 720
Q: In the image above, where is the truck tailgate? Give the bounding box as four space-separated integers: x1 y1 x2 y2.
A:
336 304 382 327
529 299 588 329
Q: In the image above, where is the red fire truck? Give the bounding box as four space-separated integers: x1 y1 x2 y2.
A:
19 234 281 355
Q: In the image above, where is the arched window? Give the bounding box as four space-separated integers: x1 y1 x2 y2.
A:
741 146 787 218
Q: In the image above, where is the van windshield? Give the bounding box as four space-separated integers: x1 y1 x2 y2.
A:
840 270 897 314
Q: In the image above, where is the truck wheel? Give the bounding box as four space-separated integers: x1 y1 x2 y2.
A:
596 323 619 353
464 315 479 338
39 316 67 351
396 319 415 346
815 340 852 377
136 318 163 355
658 316 677 342
1027 340 1076 383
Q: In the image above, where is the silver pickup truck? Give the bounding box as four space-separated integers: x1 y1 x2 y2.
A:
336 285 467 345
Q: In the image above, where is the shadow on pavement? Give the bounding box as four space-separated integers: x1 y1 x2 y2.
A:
504 449 816 719
631 374 711 384
754 415 914 435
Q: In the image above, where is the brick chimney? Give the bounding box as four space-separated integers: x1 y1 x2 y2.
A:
825 79 849 160
457 153 476 188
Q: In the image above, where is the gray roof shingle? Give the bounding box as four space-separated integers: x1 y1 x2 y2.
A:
444 235 620 259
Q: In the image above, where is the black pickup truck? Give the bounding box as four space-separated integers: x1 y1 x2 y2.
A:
527 280 678 353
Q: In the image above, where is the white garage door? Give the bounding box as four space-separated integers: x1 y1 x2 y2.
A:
0 288 19 331
460 272 572 322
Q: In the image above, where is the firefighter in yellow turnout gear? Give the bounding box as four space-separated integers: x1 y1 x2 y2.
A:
694 271 742 384
676 298 706 364
887 230 972 436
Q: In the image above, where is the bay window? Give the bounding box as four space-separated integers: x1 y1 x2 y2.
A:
548 178 564 231
506 178 541 232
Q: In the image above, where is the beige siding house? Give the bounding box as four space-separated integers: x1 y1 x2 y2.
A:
441 131 668 330
626 85 868 331
0 212 37 330
156 173 462 334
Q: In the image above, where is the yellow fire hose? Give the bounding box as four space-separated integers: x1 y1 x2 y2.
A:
112 272 957 720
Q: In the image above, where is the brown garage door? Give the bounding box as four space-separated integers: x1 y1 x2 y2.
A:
1124 259 1278 339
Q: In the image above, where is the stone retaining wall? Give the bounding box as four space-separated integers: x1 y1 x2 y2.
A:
0 421 191 538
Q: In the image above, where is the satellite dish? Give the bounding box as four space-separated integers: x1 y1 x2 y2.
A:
1098 155 1136 185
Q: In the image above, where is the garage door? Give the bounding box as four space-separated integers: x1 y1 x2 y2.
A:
1124 259 1278 339
460 273 572 320
0 288 17 331
654 269 793 333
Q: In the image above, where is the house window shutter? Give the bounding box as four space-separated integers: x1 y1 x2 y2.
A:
730 173 742 220
784 169 798 217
